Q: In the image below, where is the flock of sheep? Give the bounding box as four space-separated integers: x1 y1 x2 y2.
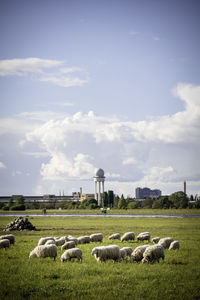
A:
0 231 180 264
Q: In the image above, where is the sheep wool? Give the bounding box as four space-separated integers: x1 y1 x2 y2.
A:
131 245 150 262
169 240 180 250
121 232 135 242
0 234 15 245
137 232 151 242
55 237 67 246
90 233 103 243
61 248 83 262
142 244 165 263
158 237 174 249
77 236 90 244
108 233 121 240
0 239 10 249
61 241 76 250
29 244 57 260
38 237 55 246
66 236 78 245
121 247 133 257
91 245 121 262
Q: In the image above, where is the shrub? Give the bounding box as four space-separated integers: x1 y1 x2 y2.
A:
10 204 26 211
2 205 9 211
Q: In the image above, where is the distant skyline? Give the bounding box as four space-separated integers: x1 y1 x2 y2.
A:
0 0 200 197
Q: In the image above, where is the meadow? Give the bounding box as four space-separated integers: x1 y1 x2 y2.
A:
0 215 200 299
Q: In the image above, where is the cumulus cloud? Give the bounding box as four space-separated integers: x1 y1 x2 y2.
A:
0 162 6 169
24 83 200 193
0 58 89 87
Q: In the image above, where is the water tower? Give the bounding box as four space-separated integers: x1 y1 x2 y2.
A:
94 168 105 206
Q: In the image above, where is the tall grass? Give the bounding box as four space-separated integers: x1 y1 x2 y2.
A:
0 216 200 299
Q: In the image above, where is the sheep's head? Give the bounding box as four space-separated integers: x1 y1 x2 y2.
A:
91 247 97 256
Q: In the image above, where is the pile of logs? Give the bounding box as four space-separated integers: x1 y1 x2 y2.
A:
4 217 36 231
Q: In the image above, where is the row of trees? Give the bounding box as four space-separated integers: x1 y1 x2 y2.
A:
0 191 200 210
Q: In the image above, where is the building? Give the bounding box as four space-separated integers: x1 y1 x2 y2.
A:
94 168 105 206
135 187 161 200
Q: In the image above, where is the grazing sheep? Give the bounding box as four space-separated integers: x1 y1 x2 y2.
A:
91 245 121 262
38 237 55 246
142 245 165 263
152 237 160 244
66 236 78 245
61 248 82 262
61 241 76 250
45 239 56 245
29 244 57 260
137 232 150 242
0 234 15 245
169 240 180 250
119 248 127 261
55 237 67 246
77 236 90 244
131 245 150 262
158 237 174 249
121 247 133 257
121 232 135 242
0 239 10 249
90 233 103 243
108 233 121 240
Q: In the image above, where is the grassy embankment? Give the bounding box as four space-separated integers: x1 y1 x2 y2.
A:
0 216 200 299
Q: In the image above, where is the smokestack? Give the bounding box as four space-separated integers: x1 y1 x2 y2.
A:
80 187 82 195
184 181 186 194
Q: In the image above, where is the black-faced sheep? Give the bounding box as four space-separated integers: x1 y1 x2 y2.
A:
152 237 160 244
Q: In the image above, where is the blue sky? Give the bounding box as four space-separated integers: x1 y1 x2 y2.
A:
0 0 200 197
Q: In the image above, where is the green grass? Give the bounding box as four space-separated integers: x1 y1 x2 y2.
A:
0 216 200 299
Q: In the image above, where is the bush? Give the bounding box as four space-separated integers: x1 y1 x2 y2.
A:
2 205 9 211
127 201 139 209
0 202 5 209
10 204 26 211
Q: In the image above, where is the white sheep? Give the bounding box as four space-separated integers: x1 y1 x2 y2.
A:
66 236 78 245
90 233 103 243
119 248 127 261
91 245 121 262
29 244 57 260
61 241 76 250
121 232 135 242
137 232 150 242
0 234 15 245
131 245 150 262
142 244 165 263
169 240 180 250
108 233 121 240
152 237 160 244
121 247 133 257
77 236 90 244
61 248 82 262
55 237 67 246
45 240 56 245
158 237 174 249
38 237 55 246
0 239 10 249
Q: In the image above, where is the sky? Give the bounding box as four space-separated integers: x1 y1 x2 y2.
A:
0 0 200 197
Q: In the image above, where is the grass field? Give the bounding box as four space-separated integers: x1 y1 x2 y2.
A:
0 216 200 299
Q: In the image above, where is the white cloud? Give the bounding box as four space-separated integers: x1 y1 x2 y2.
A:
22 152 50 158
0 162 6 169
122 157 137 166
0 58 89 88
17 111 66 122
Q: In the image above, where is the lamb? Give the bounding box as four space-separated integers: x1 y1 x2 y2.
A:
29 244 57 260
152 237 160 244
91 245 121 262
61 248 82 262
0 234 15 245
142 244 165 263
108 233 121 240
131 245 150 262
137 232 150 242
121 232 135 242
169 240 180 250
61 241 76 250
90 233 103 243
0 239 10 249
38 237 55 246
77 235 90 244
158 237 174 249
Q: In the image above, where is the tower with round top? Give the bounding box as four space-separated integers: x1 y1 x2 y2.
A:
94 168 105 206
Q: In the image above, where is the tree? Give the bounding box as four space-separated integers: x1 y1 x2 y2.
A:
102 192 108 207
8 197 14 208
169 191 189 209
108 190 114 207
118 194 127 209
141 198 153 209
16 196 25 205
